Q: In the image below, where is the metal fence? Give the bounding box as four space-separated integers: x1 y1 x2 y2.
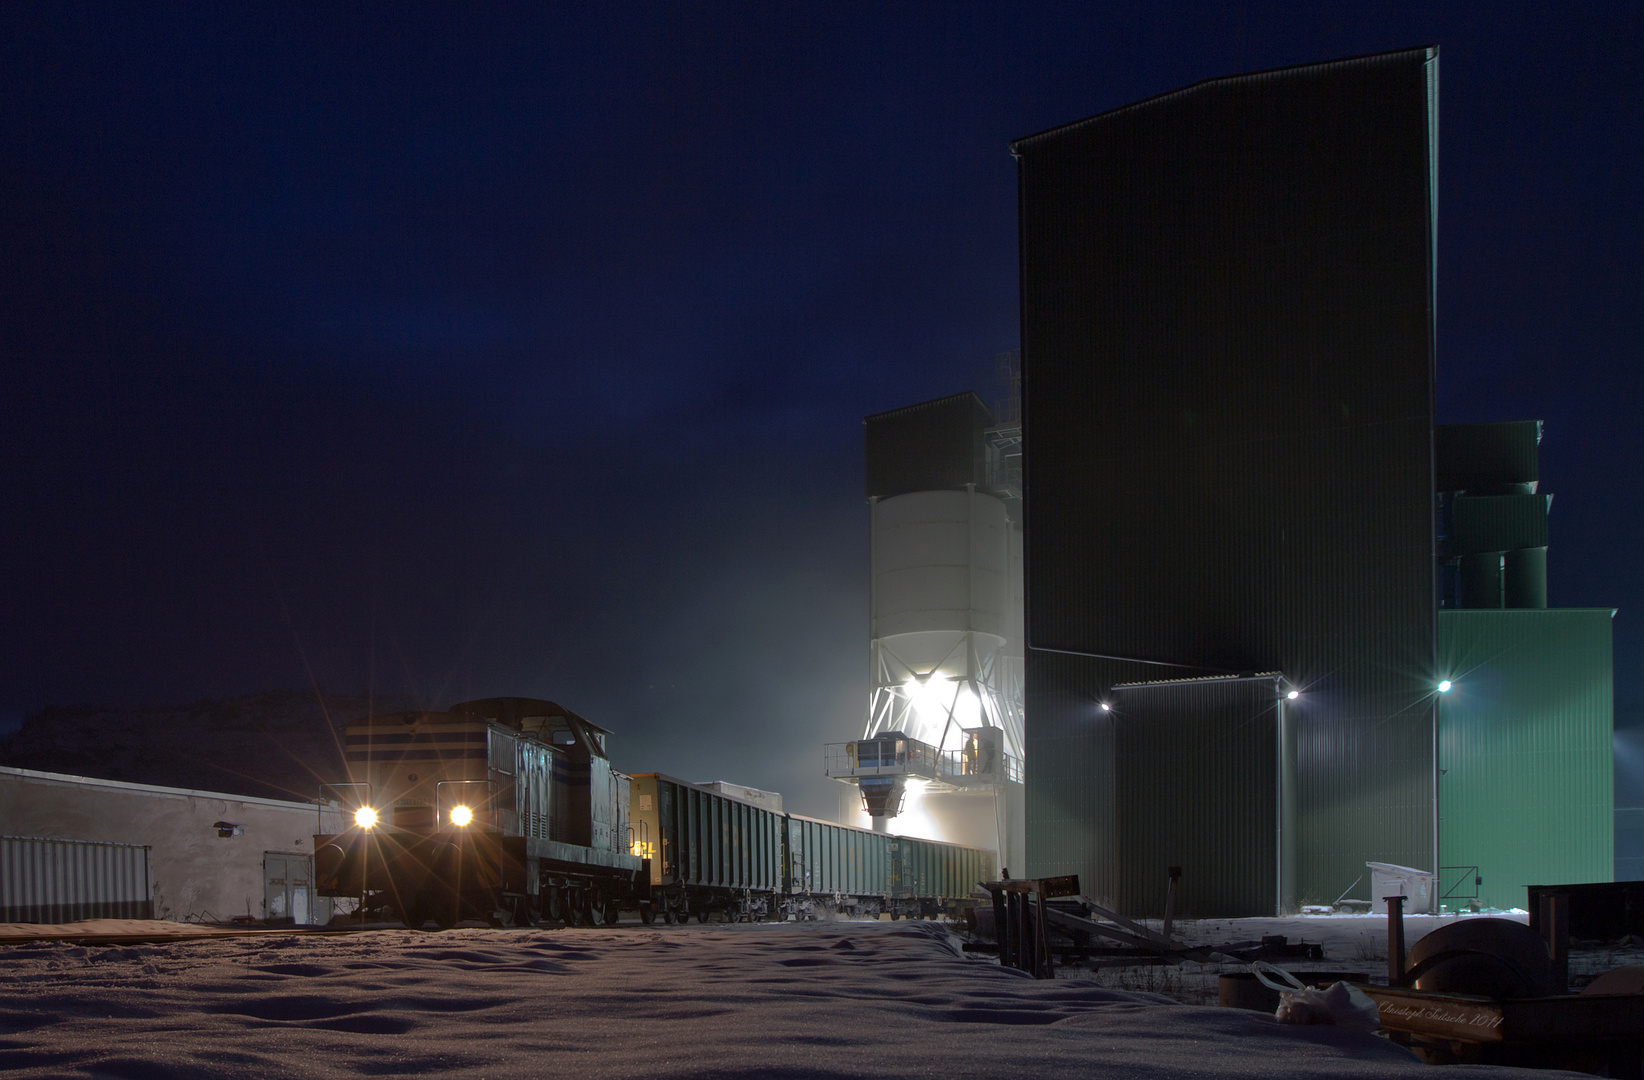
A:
1 835 154 923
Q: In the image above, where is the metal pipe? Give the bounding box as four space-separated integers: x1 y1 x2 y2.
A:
1163 866 1180 941
1386 894 1408 986
1542 891 1569 994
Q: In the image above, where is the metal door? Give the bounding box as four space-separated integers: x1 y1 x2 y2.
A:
264 852 316 924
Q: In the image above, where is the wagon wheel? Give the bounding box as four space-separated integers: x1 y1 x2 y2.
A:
588 885 608 925
603 896 622 925
566 889 586 926
432 888 461 930
514 896 537 928
544 886 564 923
661 904 677 925
639 902 655 925
401 894 430 930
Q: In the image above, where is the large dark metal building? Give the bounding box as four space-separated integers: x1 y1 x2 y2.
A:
1013 49 1443 915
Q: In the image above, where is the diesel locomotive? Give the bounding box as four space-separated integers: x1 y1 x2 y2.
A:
313 697 993 928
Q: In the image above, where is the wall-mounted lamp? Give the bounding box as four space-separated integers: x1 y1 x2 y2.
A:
1437 679 1453 693
1099 702 1112 712
1286 689 1300 701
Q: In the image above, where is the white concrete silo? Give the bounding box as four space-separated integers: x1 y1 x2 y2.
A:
868 489 1022 761
827 390 1025 875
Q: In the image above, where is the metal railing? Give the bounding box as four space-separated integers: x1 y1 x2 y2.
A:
1440 865 1481 901
318 783 370 832
824 742 1022 785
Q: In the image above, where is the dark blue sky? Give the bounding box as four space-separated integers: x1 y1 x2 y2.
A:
2 3 1639 819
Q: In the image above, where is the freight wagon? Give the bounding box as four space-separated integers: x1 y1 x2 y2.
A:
629 773 994 923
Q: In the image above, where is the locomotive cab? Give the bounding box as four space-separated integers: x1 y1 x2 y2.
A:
314 698 642 929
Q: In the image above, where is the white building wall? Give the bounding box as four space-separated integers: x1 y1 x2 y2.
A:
0 766 345 923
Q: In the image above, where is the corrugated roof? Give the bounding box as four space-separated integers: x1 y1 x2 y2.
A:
1009 45 1437 154
0 765 327 812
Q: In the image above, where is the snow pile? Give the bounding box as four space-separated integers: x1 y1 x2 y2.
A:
0 920 1560 1078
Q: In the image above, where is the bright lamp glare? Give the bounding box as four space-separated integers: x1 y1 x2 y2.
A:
1286 690 1300 701
902 675 976 747
450 805 473 827
1100 702 1112 712
354 806 378 828
1437 680 1453 693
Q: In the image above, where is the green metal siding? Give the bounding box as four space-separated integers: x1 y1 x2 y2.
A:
891 837 994 900
1448 494 1550 557
1438 609 1614 911
635 775 786 893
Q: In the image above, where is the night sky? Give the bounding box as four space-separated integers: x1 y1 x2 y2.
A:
3 3 1639 821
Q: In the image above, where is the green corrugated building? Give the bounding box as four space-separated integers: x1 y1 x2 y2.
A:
1438 609 1614 910
1435 422 1615 911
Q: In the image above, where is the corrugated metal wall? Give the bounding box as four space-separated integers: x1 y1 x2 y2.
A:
1449 495 1550 556
1618 808 1644 883
1015 49 1440 913
1108 678 1291 917
672 781 786 893
790 818 889 896
1 836 154 922
631 775 1007 904
1438 609 1614 910
891 837 993 900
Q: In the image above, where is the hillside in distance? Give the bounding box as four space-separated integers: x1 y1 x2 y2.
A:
0 691 412 803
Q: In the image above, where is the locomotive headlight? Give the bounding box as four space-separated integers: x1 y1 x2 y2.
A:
354 806 379 829
450 805 473 827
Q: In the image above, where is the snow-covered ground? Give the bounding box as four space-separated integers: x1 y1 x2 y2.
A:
0 918 1583 1078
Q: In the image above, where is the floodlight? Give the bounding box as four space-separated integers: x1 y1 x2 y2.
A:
450 805 473 827
354 806 378 829
1286 690 1300 701
1437 680 1453 693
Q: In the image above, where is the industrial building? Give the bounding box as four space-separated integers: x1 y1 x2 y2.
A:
827 391 1026 875
1434 422 1613 911
1 766 347 924
1011 48 1614 916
